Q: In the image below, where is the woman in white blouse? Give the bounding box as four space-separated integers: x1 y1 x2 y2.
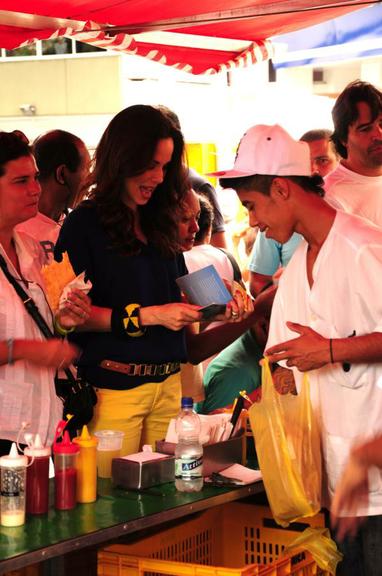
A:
0 131 90 455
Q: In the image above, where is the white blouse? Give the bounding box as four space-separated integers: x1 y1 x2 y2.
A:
0 230 62 446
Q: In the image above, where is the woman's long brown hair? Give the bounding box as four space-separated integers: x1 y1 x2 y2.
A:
89 104 188 257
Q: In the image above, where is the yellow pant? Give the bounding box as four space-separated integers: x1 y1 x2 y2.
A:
90 373 181 456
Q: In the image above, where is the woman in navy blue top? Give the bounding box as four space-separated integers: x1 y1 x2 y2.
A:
55 105 203 455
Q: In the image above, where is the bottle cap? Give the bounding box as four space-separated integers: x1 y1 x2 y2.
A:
73 425 98 448
53 431 80 455
24 434 51 458
0 443 28 467
181 397 193 408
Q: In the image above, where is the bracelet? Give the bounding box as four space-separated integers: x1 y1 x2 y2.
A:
54 317 75 337
329 338 334 363
111 303 146 338
6 338 14 365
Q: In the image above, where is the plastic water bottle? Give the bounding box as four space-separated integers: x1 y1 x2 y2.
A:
175 397 203 492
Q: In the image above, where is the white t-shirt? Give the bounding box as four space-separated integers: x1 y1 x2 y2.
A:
184 243 234 336
184 244 234 283
325 163 382 227
0 231 62 445
267 210 382 515
17 212 61 264
182 244 235 397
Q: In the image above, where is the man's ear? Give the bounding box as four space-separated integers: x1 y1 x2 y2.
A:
270 177 289 200
55 165 67 185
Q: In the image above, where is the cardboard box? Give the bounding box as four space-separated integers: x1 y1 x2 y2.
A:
156 432 244 477
112 454 175 490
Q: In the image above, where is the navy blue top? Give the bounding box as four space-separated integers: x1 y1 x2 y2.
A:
55 202 188 390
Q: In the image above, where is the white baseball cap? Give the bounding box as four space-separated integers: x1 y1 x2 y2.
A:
210 124 312 178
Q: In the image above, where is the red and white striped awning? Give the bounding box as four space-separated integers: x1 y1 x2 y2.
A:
0 1 374 74
19 20 274 74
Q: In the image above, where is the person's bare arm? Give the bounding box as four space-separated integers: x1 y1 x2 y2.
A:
249 271 273 298
0 339 78 369
186 285 277 364
266 323 382 371
78 302 201 332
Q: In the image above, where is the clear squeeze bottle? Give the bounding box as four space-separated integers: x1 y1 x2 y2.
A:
24 434 51 515
175 397 203 492
53 426 79 510
73 425 98 503
0 443 28 526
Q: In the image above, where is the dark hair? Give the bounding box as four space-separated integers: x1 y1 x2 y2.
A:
156 105 182 131
219 174 325 197
195 193 213 243
300 128 333 143
89 104 188 256
331 80 382 158
0 131 32 176
33 130 85 180
300 128 339 160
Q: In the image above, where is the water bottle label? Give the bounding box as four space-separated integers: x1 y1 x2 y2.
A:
175 456 203 479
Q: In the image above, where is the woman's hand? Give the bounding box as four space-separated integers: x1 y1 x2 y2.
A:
140 303 202 331
56 289 92 329
14 339 79 369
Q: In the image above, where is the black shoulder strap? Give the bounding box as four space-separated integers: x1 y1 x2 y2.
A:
217 247 242 284
0 253 75 382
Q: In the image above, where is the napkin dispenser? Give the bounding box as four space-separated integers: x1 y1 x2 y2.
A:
112 452 175 490
156 432 244 477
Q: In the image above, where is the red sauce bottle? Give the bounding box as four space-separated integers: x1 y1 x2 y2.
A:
25 434 51 515
53 429 79 511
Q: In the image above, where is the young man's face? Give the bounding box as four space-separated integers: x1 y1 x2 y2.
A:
343 101 382 175
237 183 295 244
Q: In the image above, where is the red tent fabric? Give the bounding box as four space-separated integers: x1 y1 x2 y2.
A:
0 1 374 74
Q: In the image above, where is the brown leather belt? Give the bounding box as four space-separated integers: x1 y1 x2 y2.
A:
100 359 181 377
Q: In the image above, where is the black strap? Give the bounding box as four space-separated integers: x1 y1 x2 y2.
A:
217 247 242 284
0 253 76 383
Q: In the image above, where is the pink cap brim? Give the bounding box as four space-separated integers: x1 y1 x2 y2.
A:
207 169 254 178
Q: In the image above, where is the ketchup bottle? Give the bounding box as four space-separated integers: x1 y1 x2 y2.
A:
24 434 51 515
53 422 79 511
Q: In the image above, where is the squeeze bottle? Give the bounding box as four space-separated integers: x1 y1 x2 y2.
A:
53 424 79 511
73 425 98 503
0 443 28 526
24 434 51 515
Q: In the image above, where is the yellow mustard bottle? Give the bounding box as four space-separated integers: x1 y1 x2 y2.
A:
73 425 98 503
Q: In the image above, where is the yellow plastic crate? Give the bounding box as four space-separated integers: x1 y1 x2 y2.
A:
98 502 327 576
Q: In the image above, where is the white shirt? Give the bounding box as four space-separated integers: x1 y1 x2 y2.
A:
0 231 62 445
182 244 235 397
267 210 382 515
184 244 234 283
325 163 382 227
17 212 61 264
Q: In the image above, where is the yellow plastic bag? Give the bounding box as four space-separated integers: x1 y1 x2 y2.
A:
249 358 322 527
284 527 343 575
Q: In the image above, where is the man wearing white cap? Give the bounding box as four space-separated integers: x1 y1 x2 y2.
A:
215 124 382 576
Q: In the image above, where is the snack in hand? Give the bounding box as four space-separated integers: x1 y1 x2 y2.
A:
41 252 76 311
